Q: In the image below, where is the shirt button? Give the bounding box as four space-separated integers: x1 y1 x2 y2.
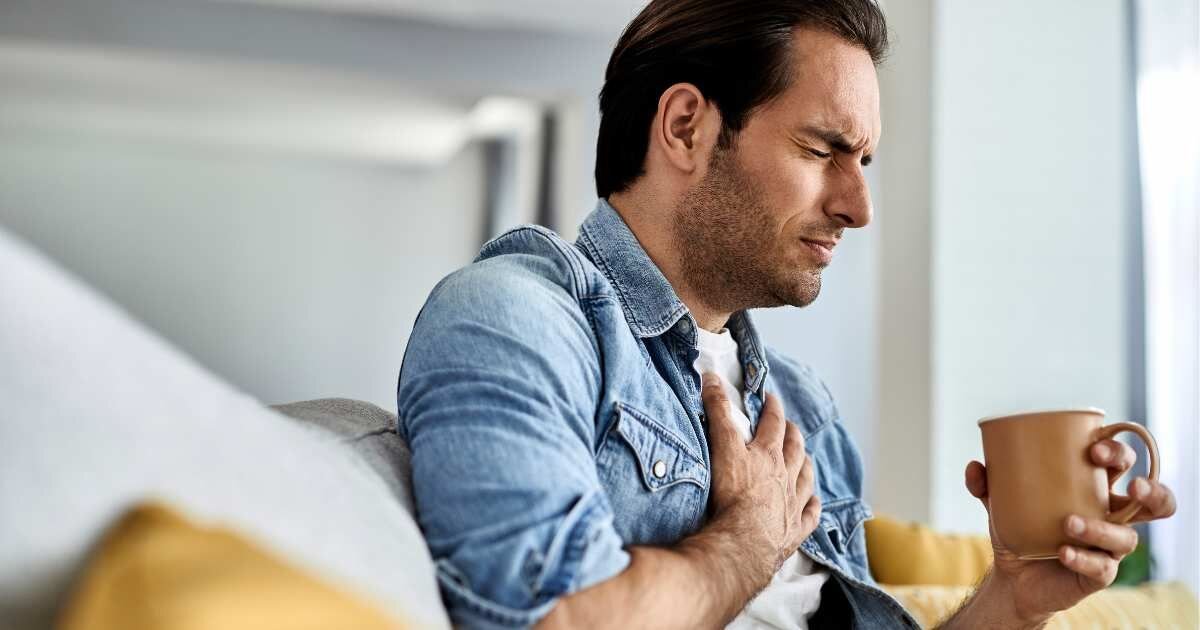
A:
746 363 758 380
652 460 667 478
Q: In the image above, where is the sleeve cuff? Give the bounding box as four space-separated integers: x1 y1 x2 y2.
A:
436 490 630 628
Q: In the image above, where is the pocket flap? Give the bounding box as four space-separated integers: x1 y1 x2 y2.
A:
613 402 707 492
820 498 872 552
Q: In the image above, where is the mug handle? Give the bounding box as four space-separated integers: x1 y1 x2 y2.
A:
1093 421 1160 524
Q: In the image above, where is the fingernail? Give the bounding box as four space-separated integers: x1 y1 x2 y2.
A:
701 372 716 388
1094 443 1111 460
1132 478 1149 497
1067 515 1085 535
1063 547 1076 562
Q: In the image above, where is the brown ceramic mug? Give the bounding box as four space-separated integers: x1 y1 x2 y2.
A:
978 408 1160 560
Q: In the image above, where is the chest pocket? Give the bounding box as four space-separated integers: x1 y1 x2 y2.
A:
597 401 709 545
812 497 873 581
613 402 707 491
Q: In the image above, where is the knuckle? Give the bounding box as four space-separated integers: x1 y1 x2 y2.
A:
1101 524 1131 551
1151 491 1171 514
1125 530 1140 553
1154 483 1174 505
1102 561 1119 584
799 461 814 482
805 455 818 478
1081 553 1103 575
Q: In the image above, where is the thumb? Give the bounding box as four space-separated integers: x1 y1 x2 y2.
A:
965 460 990 512
967 460 1010 552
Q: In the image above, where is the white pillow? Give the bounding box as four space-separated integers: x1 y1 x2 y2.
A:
0 227 448 630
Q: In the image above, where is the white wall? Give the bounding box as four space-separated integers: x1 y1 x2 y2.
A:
930 0 1135 533
0 128 483 409
873 0 935 523
0 0 617 412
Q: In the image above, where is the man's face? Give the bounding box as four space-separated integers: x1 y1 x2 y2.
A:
673 27 881 313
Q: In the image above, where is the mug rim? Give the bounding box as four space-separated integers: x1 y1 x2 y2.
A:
977 407 1106 426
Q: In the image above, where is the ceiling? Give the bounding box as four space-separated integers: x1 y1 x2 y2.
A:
213 0 647 36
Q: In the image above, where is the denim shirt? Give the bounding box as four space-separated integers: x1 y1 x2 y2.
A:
398 200 918 629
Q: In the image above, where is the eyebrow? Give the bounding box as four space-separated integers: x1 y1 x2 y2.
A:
799 125 874 166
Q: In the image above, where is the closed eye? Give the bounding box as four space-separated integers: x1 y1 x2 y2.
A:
807 148 832 159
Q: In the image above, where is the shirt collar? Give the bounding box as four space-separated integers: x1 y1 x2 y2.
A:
727 309 769 393
576 199 769 393
576 199 690 338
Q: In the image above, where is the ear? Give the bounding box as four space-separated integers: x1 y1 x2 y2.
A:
652 83 719 178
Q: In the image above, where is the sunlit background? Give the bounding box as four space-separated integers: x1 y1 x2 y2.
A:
1 0 1195 594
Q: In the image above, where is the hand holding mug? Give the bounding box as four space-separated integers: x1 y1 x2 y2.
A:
965 409 1177 621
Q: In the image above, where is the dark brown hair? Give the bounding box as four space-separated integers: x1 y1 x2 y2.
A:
596 0 888 197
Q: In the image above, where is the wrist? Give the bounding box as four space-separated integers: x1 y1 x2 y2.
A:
944 571 1051 630
677 516 775 621
987 571 1054 628
704 511 780 582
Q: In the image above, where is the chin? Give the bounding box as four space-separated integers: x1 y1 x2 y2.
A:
779 270 823 308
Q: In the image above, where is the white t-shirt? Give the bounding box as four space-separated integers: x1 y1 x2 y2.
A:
692 326 829 630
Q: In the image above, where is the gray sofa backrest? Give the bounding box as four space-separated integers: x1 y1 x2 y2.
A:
271 398 416 515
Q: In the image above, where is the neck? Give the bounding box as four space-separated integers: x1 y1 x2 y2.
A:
606 189 732 333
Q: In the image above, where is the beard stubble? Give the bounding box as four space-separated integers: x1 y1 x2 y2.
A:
672 145 828 315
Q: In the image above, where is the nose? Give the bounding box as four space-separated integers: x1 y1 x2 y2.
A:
824 166 873 228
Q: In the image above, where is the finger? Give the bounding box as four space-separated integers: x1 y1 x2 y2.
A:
1107 492 1157 524
702 373 743 460
1090 439 1136 483
751 392 786 452
1128 478 1177 522
795 453 816 498
964 460 988 500
1064 515 1138 558
782 421 805 479
1059 545 1119 587
800 494 822 536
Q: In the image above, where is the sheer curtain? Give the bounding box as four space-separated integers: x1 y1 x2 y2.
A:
1134 0 1199 595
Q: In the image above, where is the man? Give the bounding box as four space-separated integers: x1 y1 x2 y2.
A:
397 1 1178 627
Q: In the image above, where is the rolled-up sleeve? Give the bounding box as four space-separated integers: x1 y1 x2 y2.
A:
397 252 630 628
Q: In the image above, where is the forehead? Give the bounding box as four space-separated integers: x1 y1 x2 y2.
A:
755 27 882 144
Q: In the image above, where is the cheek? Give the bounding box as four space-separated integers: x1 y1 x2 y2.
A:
746 158 814 215
766 168 826 235
754 149 822 203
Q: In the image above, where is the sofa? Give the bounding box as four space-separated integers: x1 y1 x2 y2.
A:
0 227 446 629
2 224 1195 629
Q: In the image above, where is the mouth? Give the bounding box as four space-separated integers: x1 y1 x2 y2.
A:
800 238 837 264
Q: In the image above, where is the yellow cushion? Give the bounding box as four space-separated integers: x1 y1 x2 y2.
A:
865 515 993 586
868 515 1200 628
57 502 407 630
884 583 1200 629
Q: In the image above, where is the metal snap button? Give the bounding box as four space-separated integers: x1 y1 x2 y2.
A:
652 460 667 478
